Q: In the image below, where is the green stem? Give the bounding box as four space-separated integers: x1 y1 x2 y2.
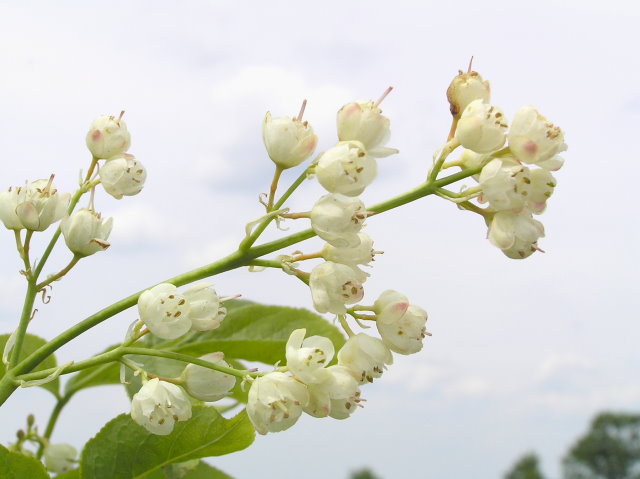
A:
36 394 71 459
0 165 482 406
239 164 312 252
36 256 80 290
427 138 460 183
247 259 284 269
267 166 283 211
33 187 86 280
8 281 38 369
14 231 31 276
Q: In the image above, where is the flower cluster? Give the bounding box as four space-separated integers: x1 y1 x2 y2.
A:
247 96 429 435
447 69 567 259
0 113 147 261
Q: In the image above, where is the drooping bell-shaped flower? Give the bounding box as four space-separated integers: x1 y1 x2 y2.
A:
181 352 236 402
315 141 378 196
99 154 147 199
60 208 113 257
337 333 393 384
138 283 192 339
182 282 226 332
285 329 335 384
455 100 508 153
310 194 367 248
86 113 131 159
246 372 309 435
321 232 378 267
488 209 545 259
43 443 77 474
508 106 567 166
478 158 530 212
309 261 367 315
130 378 192 435
262 111 317 169
304 365 362 419
374 290 429 355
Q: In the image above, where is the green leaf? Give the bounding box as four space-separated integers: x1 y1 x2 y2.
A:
0 333 59 397
170 301 346 365
80 407 254 479
163 461 233 479
64 345 121 396
56 470 80 478
0 444 48 479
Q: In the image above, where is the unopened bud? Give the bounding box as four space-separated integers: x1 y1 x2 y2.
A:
99 154 147 199
86 113 131 159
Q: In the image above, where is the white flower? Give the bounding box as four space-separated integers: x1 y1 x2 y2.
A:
0 179 70 232
455 100 508 153
138 283 192 340
316 141 378 196
309 262 367 315
246 372 309 435
86 113 131 159
43 443 77 474
310 194 367 248
285 329 335 384
304 365 362 419
99 154 147 199
337 100 397 157
478 158 530 211
138 283 226 339
446 70 491 117
181 352 236 402
337 333 393 384
527 168 556 214
130 378 192 435
182 282 226 332
488 209 545 259
321 232 378 267
374 290 428 355
262 112 318 169
60 208 113 257
508 106 567 165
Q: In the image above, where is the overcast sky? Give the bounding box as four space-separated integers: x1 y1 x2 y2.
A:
0 1 639 478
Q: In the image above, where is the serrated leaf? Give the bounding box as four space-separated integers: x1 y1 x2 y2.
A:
0 444 49 478
65 345 121 396
80 407 254 479
164 460 233 479
170 302 346 365
0 333 59 397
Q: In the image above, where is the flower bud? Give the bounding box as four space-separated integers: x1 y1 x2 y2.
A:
130 378 192 435
374 290 428 355
247 372 309 435
310 194 367 248
43 443 77 474
286 329 335 384
337 100 397 157
446 70 490 117
455 100 508 153
508 106 567 165
60 208 113 257
309 262 367 315
182 283 226 332
181 352 236 402
337 333 393 384
321 232 377 267
262 112 317 169
138 283 192 340
86 113 131 159
99 154 147 199
316 141 378 197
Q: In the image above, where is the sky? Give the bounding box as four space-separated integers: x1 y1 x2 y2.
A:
0 1 639 478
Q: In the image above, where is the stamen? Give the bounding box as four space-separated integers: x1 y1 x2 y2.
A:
296 99 307 122
374 86 393 107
